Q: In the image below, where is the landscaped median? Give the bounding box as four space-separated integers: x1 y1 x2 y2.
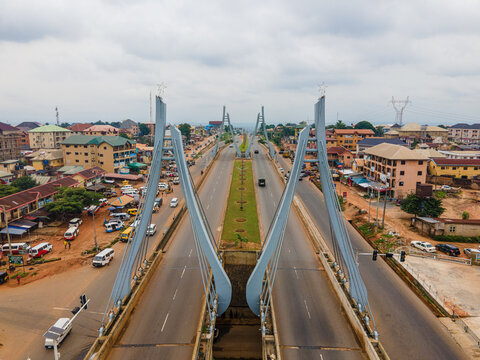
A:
221 159 260 249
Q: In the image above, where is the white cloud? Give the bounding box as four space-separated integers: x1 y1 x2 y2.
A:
1 0 480 126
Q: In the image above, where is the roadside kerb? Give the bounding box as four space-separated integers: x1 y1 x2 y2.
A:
84 144 226 360
265 145 387 360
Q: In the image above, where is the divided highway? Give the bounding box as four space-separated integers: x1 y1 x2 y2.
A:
252 144 365 360
274 151 467 360
108 146 236 359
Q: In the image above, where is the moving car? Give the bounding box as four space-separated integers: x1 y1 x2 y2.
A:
69 218 82 227
410 241 436 253
147 224 157 236
279 168 284 173
258 178 266 187
92 248 115 267
120 227 134 241
170 198 179 207
29 242 53 258
254 150 259 154
435 243 461 256
173 177 180 185
44 318 72 349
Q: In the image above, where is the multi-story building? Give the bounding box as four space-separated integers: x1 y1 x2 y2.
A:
68 123 92 135
0 122 22 161
448 123 480 144
437 150 480 159
363 143 428 198
428 158 480 179
333 129 374 151
326 146 354 168
29 125 72 149
28 149 64 171
83 125 119 136
356 137 407 157
120 119 139 137
62 135 136 173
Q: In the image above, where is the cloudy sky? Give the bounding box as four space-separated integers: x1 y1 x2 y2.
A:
1 0 480 127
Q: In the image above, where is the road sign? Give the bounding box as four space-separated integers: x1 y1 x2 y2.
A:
8 255 23 265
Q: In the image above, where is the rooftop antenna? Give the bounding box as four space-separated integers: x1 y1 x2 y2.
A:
391 96 410 126
55 107 59 125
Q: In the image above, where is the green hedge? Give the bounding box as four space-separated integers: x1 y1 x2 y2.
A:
433 235 480 243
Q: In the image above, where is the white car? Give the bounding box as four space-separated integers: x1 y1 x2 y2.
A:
170 198 179 207
158 183 168 191
147 224 157 236
279 168 284 173
410 241 436 253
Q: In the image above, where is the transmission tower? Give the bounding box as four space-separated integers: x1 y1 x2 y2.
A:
55 107 59 125
391 97 410 125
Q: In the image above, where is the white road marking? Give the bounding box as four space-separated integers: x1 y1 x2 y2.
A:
269 192 273 198
173 288 178 300
181 265 186 278
304 300 311 319
53 307 103 315
161 313 169 332
188 249 193 257
294 266 299 279
288 248 291 253
319 354 324 360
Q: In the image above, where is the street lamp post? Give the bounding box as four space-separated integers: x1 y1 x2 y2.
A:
92 211 98 250
1 205 13 256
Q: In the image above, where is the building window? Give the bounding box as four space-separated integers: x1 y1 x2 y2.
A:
452 167 456 170
417 171 422 176
418 161 423 165
104 146 107 150
449 225 456 233
400 171 405 175
85 160 89 163
401 160 406 165
441 166 445 170
464 167 468 170
399 181 404 186
75 160 79 163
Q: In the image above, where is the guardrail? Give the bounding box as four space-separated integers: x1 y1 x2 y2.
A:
408 250 472 265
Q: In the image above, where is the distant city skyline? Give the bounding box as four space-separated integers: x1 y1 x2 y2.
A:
2 1 480 126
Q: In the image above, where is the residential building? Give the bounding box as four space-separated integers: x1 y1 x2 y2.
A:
332 129 374 151
83 125 119 136
396 123 448 139
28 149 64 171
29 125 72 149
120 119 139 137
62 135 136 173
0 171 14 184
0 160 20 173
0 122 23 161
356 137 407 157
208 121 223 129
327 146 354 168
412 149 445 159
437 150 480 160
143 122 156 136
448 123 480 144
16 122 40 131
364 143 428 198
412 217 480 238
428 158 480 179
68 123 92 135
352 158 365 173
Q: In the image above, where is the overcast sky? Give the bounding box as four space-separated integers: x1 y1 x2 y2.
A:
1 0 480 127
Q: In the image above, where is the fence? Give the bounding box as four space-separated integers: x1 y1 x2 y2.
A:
408 250 472 265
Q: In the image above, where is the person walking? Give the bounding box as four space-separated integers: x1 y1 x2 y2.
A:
67 240 71 249
16 275 20 285
64 240 68 249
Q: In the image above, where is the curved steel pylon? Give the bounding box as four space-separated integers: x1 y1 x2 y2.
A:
170 125 232 316
246 126 310 317
213 106 241 158
245 113 260 158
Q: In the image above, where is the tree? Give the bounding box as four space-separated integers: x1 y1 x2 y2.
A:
178 123 191 140
374 126 385 137
400 194 445 218
334 120 348 129
0 185 19 198
354 121 375 131
60 122 72 128
410 138 419 149
119 133 130 139
138 123 150 136
44 187 102 221
462 211 470 220
11 176 37 191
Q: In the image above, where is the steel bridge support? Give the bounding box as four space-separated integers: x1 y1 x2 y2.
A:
213 106 241 158
246 126 310 320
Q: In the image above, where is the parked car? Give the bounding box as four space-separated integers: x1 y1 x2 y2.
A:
173 177 180 185
105 222 123 233
98 198 108 207
44 318 72 349
104 219 124 228
1 243 30 254
0 271 9 284
127 208 138 216
279 168 284 173
170 198 179 207
87 205 100 215
410 241 436 253
92 248 115 267
435 243 461 256
64 227 79 241
147 224 157 236
69 218 82 228
110 213 130 221
121 227 134 241
158 183 168 191
29 242 53 258
463 248 480 257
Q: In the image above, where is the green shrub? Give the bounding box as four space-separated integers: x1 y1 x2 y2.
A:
462 211 470 220
435 191 446 199
433 235 480 243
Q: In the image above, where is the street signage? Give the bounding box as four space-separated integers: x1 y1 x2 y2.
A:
8 255 23 265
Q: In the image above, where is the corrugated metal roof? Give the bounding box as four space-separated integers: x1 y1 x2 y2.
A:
365 143 429 160
28 125 71 133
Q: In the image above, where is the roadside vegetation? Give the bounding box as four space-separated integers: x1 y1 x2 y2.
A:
221 159 260 248
239 134 248 152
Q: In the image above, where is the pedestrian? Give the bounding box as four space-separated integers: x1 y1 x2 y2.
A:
64 240 67 249
16 275 20 285
68 240 71 249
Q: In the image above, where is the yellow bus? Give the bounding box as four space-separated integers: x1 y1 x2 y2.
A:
121 227 134 242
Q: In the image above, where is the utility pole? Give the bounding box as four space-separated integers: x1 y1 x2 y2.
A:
375 188 380 230
1 206 12 257
391 97 410 126
55 107 59 126
92 211 98 250
381 189 388 229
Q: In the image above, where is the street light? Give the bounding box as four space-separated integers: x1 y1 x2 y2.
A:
0 205 13 257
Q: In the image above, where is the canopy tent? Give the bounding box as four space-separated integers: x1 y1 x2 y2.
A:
86 184 106 192
109 195 135 207
127 162 147 171
0 226 27 235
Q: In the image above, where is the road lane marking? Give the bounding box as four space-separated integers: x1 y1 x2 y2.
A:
188 249 193 257
288 248 291 253
304 300 311 319
161 313 169 332
181 265 186 278
206 204 210 210
319 354 324 360
173 288 178 300
294 266 299 279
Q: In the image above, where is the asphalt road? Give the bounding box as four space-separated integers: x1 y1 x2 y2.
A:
108 146 236 359
274 153 467 360
252 143 365 360
10 139 220 360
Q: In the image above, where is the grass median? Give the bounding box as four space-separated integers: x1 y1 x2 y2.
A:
239 134 248 152
221 159 261 249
